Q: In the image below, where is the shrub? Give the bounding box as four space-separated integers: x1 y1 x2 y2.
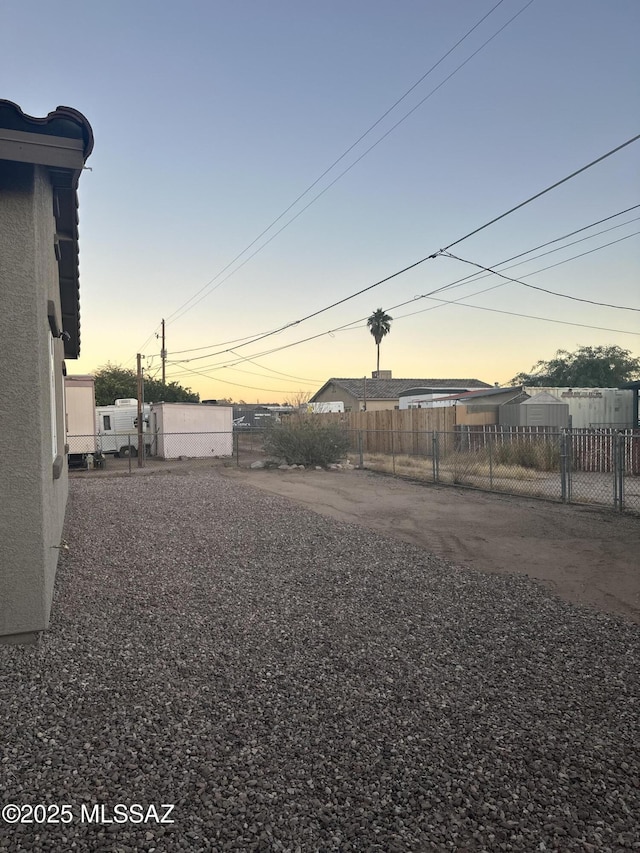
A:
263 421 350 467
493 439 560 471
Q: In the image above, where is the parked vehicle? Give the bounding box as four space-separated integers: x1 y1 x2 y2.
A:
96 398 153 457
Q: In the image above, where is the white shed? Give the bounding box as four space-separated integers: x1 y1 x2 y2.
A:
151 403 233 459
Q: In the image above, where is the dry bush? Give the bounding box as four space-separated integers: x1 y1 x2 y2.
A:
263 421 350 467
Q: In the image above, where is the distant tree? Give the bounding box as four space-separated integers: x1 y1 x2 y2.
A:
367 308 393 373
93 363 199 406
284 390 313 408
511 346 640 387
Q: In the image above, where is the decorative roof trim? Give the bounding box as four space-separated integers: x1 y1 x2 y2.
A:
0 101 93 158
0 101 93 358
0 128 85 169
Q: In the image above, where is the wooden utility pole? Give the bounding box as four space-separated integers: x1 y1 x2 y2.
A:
136 353 144 468
161 318 166 385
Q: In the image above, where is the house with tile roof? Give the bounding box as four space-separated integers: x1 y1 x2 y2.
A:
0 100 93 643
310 374 492 412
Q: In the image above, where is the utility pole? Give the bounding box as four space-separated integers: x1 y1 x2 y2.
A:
136 354 144 468
161 318 166 385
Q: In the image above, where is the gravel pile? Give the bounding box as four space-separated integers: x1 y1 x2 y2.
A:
1 469 638 852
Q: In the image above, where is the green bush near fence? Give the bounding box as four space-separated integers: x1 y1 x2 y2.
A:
492 439 560 471
263 421 350 467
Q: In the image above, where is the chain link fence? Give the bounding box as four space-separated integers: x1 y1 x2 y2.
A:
346 427 638 514
67 426 639 514
67 431 234 470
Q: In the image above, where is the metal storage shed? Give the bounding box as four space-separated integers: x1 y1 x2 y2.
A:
499 392 569 428
151 402 233 459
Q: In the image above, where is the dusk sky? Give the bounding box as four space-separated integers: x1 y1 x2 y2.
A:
3 0 639 402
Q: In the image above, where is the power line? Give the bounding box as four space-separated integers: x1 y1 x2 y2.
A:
166 362 308 395
225 351 319 383
479 203 640 268
161 0 521 328
165 232 640 382
441 237 640 311
169 326 293 357
166 228 640 381
165 0 534 322
421 296 640 335
168 148 640 366
155 204 640 359
166 284 640 388
436 137 640 254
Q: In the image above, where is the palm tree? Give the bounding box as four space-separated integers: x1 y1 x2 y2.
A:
367 308 393 374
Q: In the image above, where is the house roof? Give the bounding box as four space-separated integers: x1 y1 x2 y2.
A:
429 386 525 403
522 391 565 405
311 377 492 402
0 100 93 358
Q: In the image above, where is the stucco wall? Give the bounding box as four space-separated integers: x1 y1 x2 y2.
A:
313 384 399 412
313 384 359 412
0 162 68 641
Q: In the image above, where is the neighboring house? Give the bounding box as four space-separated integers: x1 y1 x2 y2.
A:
416 386 528 425
398 382 498 410
423 386 526 409
311 375 492 412
0 101 93 643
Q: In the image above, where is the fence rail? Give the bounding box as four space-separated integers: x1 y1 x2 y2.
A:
67 431 233 463
67 426 640 514
344 426 638 513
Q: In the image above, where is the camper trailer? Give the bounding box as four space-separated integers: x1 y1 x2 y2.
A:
96 398 153 457
65 375 99 468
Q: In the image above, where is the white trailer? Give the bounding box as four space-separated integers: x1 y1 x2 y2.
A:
305 401 345 413
65 375 98 467
151 402 233 459
96 398 153 457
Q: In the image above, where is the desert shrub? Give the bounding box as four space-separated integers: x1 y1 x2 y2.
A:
263 421 350 467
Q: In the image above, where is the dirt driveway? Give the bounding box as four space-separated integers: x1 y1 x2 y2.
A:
220 466 639 624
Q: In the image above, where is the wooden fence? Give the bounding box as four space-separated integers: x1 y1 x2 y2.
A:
454 424 639 474
302 408 456 456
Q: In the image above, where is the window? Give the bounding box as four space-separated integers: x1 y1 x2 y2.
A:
103 415 112 430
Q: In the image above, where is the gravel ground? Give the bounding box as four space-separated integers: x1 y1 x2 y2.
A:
1 469 638 853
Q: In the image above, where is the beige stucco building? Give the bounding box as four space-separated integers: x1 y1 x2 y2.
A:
310 375 492 412
0 101 93 643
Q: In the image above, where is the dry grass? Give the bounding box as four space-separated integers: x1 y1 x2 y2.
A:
363 452 551 483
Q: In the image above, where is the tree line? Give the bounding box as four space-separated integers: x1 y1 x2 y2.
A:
93 364 199 407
